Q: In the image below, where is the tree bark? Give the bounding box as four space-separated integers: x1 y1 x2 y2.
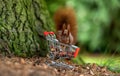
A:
0 0 52 57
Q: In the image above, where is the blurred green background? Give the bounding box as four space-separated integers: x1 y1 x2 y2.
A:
45 0 120 72
46 0 120 53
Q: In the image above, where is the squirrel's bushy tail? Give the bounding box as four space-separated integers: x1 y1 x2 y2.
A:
53 7 77 44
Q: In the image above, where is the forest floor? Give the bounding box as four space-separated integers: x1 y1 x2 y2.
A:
0 55 119 76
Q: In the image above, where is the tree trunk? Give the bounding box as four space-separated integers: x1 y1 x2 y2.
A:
0 0 53 57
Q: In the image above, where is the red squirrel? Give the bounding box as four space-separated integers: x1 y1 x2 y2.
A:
53 7 77 45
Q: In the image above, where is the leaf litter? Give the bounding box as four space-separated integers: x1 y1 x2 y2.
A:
0 55 119 76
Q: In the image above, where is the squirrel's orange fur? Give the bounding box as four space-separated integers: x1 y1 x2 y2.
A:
54 7 77 44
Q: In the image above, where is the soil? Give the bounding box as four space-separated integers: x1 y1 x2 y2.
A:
0 55 119 76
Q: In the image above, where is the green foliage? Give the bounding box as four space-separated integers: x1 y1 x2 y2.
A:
73 53 120 73
102 57 120 73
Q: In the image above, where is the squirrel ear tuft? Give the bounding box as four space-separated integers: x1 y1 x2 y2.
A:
62 23 66 30
67 24 70 31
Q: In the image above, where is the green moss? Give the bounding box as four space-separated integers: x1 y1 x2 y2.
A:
0 0 53 57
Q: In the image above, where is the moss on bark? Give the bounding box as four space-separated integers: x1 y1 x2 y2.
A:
0 0 53 57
